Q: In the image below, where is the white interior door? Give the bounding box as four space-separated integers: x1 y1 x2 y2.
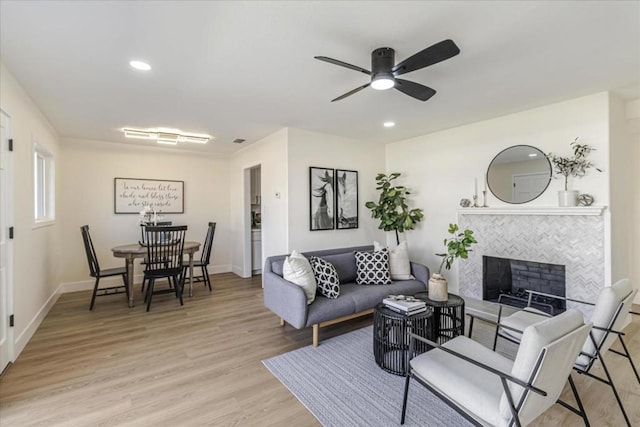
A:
0 109 14 373
512 172 549 203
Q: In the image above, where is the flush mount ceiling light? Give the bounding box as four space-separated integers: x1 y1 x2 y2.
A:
129 60 151 71
123 128 210 145
383 121 396 128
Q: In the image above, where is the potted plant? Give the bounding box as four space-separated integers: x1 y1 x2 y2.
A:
547 138 602 207
431 224 477 301
365 173 424 245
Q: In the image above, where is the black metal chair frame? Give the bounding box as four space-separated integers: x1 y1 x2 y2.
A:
181 222 216 292
81 225 128 310
490 289 639 426
139 221 173 294
142 225 187 312
401 319 590 427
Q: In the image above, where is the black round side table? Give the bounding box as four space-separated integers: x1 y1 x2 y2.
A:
372 303 433 376
414 292 465 344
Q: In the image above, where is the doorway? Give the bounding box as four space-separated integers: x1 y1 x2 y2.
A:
250 166 262 275
0 109 14 374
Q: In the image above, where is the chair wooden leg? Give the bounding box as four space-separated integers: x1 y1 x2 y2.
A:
146 278 155 312
122 274 130 299
175 275 184 306
89 277 100 311
203 266 212 291
280 318 285 327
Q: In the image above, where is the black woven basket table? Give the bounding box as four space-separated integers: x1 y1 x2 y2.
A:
414 292 465 344
372 303 434 376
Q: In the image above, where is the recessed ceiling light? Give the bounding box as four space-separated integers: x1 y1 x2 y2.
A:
528 153 538 157
129 60 151 71
383 121 395 128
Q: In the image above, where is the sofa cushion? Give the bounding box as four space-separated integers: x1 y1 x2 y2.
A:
309 256 340 299
321 253 358 284
374 241 414 280
305 292 357 326
283 250 317 305
355 249 392 285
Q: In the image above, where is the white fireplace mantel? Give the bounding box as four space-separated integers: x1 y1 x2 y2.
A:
458 206 606 216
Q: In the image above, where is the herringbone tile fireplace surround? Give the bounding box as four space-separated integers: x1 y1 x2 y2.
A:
458 207 606 316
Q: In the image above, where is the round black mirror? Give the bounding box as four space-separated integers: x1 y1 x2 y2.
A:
487 145 551 204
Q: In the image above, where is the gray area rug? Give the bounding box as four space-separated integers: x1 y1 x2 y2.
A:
263 322 518 427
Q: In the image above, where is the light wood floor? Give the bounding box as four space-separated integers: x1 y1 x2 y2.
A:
0 274 638 426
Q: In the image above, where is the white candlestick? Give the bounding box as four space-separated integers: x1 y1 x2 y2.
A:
474 178 478 196
153 209 157 225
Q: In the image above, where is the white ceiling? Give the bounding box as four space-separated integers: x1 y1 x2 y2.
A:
1 1 639 155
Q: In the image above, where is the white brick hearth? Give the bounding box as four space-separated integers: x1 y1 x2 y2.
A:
458 207 606 312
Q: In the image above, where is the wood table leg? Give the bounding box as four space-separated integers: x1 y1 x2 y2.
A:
189 252 194 297
126 256 135 308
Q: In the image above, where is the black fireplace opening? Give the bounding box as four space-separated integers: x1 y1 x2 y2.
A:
483 256 566 315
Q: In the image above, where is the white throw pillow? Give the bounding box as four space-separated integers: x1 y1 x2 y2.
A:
374 240 414 281
283 250 317 304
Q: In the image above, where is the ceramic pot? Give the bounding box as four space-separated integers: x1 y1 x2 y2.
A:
557 190 578 207
428 273 448 301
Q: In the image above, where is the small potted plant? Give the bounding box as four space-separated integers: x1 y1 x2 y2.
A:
547 138 602 207
365 172 424 245
431 224 477 301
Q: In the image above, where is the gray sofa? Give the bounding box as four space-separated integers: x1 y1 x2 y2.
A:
263 245 429 346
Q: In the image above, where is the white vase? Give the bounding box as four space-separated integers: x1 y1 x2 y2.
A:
557 190 578 207
428 273 449 301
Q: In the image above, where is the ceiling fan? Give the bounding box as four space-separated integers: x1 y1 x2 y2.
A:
314 39 460 102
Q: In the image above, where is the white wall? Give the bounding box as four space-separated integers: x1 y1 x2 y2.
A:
286 128 386 252
58 138 232 288
386 92 611 293
229 129 289 276
0 62 62 355
625 98 640 303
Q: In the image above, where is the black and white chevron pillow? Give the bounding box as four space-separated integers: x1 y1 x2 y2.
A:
355 249 391 285
309 256 340 299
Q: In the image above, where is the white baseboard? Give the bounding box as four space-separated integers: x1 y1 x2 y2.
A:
14 285 61 358
59 264 234 294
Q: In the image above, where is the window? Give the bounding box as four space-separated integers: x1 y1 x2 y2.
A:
33 140 54 224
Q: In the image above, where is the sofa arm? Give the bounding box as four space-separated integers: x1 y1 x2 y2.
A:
263 272 308 329
410 261 430 285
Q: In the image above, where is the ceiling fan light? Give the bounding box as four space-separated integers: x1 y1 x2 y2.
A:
371 74 395 90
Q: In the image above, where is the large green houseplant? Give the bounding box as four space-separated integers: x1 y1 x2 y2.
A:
430 224 477 301
365 173 424 245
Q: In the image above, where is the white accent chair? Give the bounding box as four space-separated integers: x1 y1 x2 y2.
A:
401 309 591 427
494 278 638 426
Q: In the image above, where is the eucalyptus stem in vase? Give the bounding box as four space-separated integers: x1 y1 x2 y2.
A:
547 138 602 207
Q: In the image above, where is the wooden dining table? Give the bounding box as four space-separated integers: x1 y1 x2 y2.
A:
112 241 201 308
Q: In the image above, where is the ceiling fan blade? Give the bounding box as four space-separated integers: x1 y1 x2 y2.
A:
314 56 371 76
394 79 436 101
392 39 460 76
331 83 371 102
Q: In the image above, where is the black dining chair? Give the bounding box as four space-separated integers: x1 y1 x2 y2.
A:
139 221 172 294
142 225 187 311
183 222 216 292
80 225 128 310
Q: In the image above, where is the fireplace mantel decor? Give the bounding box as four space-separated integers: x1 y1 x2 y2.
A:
458 206 605 216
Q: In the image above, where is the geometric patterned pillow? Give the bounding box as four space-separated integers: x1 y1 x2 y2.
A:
309 256 340 299
355 249 392 285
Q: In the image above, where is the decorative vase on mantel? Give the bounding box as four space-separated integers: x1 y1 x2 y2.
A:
428 273 449 301
557 190 578 207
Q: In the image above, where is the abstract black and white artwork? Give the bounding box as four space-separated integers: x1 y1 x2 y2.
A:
336 169 358 229
309 167 335 231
